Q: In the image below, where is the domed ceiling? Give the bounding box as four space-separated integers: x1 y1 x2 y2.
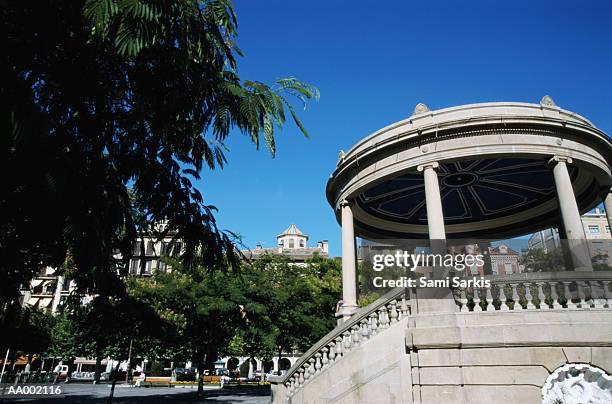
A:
356 157 577 225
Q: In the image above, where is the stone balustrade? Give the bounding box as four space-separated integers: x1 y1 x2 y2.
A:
272 287 411 402
456 272 612 312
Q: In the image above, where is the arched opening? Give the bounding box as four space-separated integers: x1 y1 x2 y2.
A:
263 360 274 373
279 358 291 371
226 357 239 371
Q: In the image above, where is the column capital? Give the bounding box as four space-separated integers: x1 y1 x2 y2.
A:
547 155 573 166
339 199 353 208
417 161 440 172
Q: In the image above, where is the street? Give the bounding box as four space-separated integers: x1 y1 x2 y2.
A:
6 384 271 403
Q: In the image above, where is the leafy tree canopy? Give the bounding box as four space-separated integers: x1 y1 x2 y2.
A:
2 0 318 303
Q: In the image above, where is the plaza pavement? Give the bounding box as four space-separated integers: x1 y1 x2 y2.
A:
6 384 271 403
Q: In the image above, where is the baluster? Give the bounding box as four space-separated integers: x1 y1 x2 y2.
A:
298 368 305 384
314 353 322 374
484 287 494 311
586 280 595 308
286 380 291 397
289 377 297 395
524 283 536 310
549 281 562 309
360 319 370 341
328 343 336 363
473 288 482 312
369 312 379 335
577 281 588 308
591 281 605 309
603 281 612 309
586 280 598 308
351 326 360 346
379 306 389 328
307 358 315 379
321 347 329 368
400 297 410 317
510 283 522 310
343 331 352 352
334 336 343 359
459 288 469 312
536 282 549 309
563 281 577 309
389 301 399 324
393 300 402 321
498 284 509 311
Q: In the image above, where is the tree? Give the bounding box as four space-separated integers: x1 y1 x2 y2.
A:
242 254 342 371
125 254 341 388
127 262 247 397
0 306 55 376
2 0 318 305
520 248 566 272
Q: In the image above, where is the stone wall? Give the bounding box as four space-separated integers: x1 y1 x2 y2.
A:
273 309 612 403
275 317 412 404
407 310 612 403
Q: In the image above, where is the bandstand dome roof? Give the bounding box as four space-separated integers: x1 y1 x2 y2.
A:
327 98 612 240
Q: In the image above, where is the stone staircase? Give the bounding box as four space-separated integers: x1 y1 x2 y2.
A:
270 287 412 403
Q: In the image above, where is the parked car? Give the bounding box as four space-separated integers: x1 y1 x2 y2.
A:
52 365 69 380
173 367 196 382
214 368 230 377
71 371 111 381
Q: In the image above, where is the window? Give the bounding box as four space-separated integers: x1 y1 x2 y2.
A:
289 239 295 248
158 261 167 272
129 259 140 274
589 225 600 234
146 241 155 256
172 242 182 257
299 239 305 248
161 242 170 255
606 226 610 233
43 281 56 295
504 263 513 274
132 243 141 255
144 260 153 275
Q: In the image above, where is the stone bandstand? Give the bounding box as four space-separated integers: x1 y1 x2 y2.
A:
270 98 612 403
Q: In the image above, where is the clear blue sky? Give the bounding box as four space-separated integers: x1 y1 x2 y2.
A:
197 1 612 257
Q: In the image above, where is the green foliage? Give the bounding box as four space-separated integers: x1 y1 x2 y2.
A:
224 335 245 357
123 254 341 371
150 361 165 377
241 254 342 354
519 248 566 272
2 0 318 305
127 262 247 370
0 305 55 356
47 311 85 360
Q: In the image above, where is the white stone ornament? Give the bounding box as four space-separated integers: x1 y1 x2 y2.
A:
540 95 557 107
413 102 430 115
542 363 612 404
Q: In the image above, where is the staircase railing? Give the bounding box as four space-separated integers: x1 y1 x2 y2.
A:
270 287 411 400
455 271 612 311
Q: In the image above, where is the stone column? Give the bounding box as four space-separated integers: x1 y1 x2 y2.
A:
417 162 455 312
51 276 64 314
418 162 446 240
603 190 612 233
550 156 593 271
340 200 358 319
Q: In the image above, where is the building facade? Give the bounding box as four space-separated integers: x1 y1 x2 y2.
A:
241 224 329 264
528 208 611 252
